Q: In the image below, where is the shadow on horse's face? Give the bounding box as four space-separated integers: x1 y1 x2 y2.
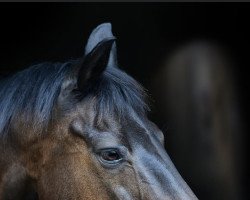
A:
0 23 197 199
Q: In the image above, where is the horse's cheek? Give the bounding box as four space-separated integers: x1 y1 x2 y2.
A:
35 152 113 200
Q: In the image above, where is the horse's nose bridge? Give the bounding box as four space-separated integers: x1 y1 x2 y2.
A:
136 152 173 192
133 147 198 200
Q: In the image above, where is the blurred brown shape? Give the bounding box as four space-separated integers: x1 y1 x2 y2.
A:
153 41 244 200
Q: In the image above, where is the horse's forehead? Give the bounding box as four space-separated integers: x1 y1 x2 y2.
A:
75 100 148 131
69 108 115 136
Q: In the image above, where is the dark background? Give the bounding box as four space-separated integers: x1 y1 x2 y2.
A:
0 3 249 199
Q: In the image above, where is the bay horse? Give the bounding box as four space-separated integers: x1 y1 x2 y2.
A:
0 23 197 200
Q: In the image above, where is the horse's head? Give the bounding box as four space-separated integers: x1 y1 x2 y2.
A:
20 23 197 199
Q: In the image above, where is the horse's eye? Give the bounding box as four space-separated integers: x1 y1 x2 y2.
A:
100 149 122 163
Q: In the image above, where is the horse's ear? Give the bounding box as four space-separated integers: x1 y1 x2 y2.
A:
76 23 117 93
77 38 115 92
85 23 118 68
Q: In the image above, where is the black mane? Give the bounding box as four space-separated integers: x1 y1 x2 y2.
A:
0 61 148 136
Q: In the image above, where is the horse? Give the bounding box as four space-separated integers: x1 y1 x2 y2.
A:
0 23 197 200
